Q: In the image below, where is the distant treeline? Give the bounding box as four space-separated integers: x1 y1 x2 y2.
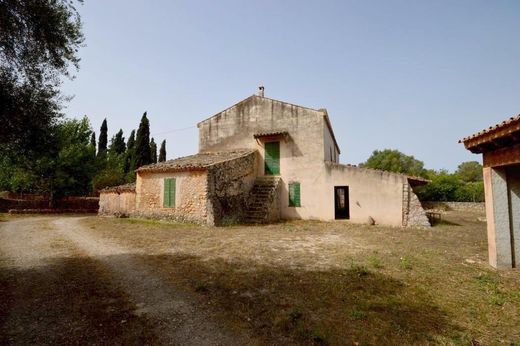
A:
360 149 484 202
0 113 167 198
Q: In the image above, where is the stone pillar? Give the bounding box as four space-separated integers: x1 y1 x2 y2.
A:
506 166 520 266
483 167 514 268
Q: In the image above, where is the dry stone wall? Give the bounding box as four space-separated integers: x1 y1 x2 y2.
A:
207 151 257 225
405 187 431 227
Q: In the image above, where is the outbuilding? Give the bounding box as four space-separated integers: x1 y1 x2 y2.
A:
461 114 520 269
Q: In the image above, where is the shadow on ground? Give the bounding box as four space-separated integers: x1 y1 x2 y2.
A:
0 253 463 345
0 257 157 345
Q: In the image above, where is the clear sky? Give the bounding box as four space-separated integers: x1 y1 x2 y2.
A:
61 0 520 171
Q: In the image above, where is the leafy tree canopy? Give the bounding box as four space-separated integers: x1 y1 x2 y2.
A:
360 149 426 177
0 0 84 155
455 161 483 183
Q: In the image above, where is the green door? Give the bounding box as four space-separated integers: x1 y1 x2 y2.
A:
264 141 280 175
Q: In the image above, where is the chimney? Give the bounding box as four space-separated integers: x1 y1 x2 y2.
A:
257 86 264 97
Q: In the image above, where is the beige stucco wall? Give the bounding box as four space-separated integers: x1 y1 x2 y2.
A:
135 170 208 223
99 191 136 216
280 162 406 226
323 121 339 163
198 96 327 161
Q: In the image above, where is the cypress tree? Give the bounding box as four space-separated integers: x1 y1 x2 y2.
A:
150 138 157 163
90 132 96 148
159 140 166 162
134 112 151 168
98 118 108 156
124 130 136 173
110 129 126 155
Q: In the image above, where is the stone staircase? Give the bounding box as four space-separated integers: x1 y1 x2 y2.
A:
244 176 281 224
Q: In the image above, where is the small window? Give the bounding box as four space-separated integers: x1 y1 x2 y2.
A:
163 178 176 207
288 182 301 207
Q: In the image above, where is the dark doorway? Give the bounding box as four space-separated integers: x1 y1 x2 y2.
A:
334 186 350 220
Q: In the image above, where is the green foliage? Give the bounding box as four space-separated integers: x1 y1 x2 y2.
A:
135 112 151 169
109 129 126 155
124 130 136 174
159 140 167 162
92 168 127 192
0 0 83 156
416 170 484 202
455 161 483 182
360 149 426 177
90 131 96 149
53 117 97 197
150 138 158 164
98 118 108 155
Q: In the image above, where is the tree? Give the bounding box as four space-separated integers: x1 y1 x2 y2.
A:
159 140 167 162
455 161 483 183
124 130 136 173
90 131 96 148
0 0 83 156
53 117 97 197
150 138 158 164
360 149 426 177
134 112 151 168
98 119 108 156
110 129 126 155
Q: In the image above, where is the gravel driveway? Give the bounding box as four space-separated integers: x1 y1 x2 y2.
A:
0 216 252 345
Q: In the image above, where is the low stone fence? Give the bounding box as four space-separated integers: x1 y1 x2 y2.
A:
0 196 99 213
422 201 485 213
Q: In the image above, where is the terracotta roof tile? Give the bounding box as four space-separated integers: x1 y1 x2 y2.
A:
460 114 520 143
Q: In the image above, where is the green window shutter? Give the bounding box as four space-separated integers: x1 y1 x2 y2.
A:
170 178 176 207
163 178 176 207
264 141 280 175
288 182 301 207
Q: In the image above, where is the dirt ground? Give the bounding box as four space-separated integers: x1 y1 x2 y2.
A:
0 211 519 345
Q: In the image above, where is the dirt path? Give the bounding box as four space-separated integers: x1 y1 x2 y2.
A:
0 216 252 345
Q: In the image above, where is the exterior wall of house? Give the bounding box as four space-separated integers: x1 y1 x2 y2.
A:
135 170 208 223
323 121 339 163
206 151 257 225
280 162 407 226
99 191 136 216
198 96 328 161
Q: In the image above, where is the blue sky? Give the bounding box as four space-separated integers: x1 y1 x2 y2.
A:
62 0 520 170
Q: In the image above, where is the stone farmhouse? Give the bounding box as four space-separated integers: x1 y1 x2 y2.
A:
100 88 430 227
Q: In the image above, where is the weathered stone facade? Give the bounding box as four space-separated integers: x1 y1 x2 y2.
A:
206 151 257 224
135 170 208 223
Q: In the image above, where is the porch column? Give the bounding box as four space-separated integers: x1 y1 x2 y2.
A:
483 167 513 268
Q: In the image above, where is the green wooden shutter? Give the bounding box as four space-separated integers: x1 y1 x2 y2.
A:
289 182 301 207
163 178 176 207
264 141 280 175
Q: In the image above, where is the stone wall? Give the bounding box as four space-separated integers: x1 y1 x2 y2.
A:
422 201 485 213
207 151 257 225
99 192 135 216
135 170 208 223
405 187 431 227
